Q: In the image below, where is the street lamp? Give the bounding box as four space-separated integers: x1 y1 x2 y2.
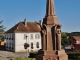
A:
24 36 30 58
26 36 30 58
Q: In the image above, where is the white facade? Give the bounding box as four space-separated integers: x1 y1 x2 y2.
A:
6 32 41 52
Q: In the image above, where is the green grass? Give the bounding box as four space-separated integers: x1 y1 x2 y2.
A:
8 57 36 60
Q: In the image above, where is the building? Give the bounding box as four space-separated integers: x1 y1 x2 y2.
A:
68 36 80 50
5 19 42 52
68 36 80 44
0 41 5 46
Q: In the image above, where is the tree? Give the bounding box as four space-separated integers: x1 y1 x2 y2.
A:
66 32 80 36
61 32 72 45
0 20 5 41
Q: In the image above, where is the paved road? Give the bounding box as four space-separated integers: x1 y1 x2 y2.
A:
0 46 27 60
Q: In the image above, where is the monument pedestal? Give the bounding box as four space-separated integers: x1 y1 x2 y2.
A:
36 49 68 60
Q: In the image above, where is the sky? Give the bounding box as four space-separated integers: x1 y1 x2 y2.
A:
0 0 80 33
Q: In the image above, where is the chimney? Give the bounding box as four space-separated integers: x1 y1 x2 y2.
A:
39 20 42 26
24 18 27 27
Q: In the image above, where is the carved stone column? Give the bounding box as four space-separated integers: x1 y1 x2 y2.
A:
36 0 68 60
56 25 61 50
42 29 47 50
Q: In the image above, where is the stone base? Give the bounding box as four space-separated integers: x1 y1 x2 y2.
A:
36 49 68 60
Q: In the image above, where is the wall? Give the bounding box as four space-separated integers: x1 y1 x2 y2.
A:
15 32 41 52
6 33 15 51
73 44 80 50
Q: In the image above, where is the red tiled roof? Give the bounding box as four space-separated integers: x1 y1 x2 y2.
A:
71 36 80 41
6 21 41 33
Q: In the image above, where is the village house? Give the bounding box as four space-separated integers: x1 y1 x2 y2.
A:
68 36 80 50
5 19 42 52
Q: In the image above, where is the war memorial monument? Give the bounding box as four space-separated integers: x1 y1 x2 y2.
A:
36 0 68 60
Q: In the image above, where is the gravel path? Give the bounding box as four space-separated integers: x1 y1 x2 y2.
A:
0 46 28 60
0 50 27 57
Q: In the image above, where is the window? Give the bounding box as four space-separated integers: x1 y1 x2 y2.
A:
35 34 37 39
6 34 8 40
24 34 27 39
12 43 14 46
9 47 11 49
35 34 40 39
10 42 11 45
31 43 33 49
6 43 8 48
9 42 11 49
6 38 8 40
12 43 14 50
6 46 8 48
9 38 11 40
38 34 40 39
7 34 8 40
36 42 39 48
12 47 14 50
12 38 13 40
6 35 7 40
30 34 33 39
8 34 11 40
11 34 13 40
9 34 11 40
12 34 15 40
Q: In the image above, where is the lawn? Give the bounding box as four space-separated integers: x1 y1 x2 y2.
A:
8 58 36 60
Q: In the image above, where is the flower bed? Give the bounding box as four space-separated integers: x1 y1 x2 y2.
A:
24 43 30 49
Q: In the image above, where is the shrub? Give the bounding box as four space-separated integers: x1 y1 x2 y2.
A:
67 51 80 59
29 51 38 58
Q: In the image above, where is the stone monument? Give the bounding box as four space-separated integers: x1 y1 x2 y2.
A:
36 0 68 60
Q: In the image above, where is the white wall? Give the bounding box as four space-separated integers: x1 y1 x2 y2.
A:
15 32 41 52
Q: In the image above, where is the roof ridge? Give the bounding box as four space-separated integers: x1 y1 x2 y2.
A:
6 21 41 33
